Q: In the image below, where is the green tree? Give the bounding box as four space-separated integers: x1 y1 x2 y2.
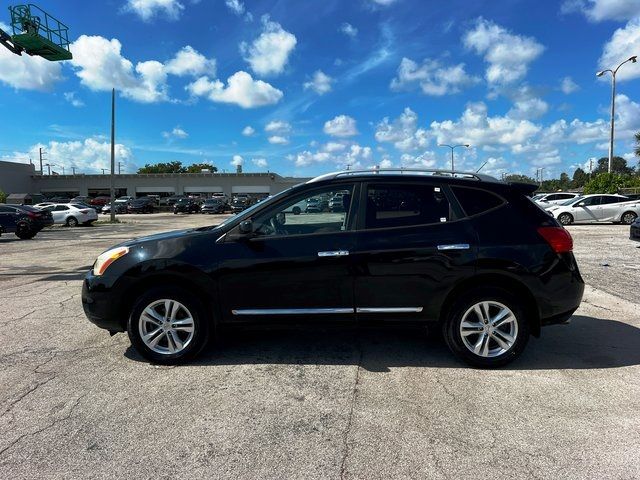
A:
138 161 186 174
185 163 218 173
503 174 537 184
593 156 633 175
583 172 640 194
0 189 6 204
572 168 588 188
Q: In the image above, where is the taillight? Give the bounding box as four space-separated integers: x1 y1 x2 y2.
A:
27 211 37 218
80 209 90 214
537 227 573 253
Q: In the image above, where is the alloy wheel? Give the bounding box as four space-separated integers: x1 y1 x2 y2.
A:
622 212 637 225
138 299 195 355
459 301 518 358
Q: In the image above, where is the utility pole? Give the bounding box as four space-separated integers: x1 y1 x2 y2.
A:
45 163 51 175
60 165 65 175
118 161 123 175
110 88 116 223
39 147 45 175
589 159 593 179
71 166 77 175
101 168 107 174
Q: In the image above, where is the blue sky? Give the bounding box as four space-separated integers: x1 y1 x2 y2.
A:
1 0 639 178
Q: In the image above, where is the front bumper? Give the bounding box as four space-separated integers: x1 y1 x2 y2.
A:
82 273 126 332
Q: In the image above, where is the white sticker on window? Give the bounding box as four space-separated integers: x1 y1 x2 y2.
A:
434 187 441 192
440 217 447 222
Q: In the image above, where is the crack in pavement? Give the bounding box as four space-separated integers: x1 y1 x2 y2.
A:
339 339 363 480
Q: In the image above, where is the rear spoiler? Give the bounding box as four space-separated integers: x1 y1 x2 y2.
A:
508 182 538 196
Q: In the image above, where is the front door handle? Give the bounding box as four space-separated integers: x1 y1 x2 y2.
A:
318 250 349 257
437 244 470 251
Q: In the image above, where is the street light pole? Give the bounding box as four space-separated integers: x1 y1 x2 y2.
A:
596 55 637 173
438 144 470 171
110 88 116 223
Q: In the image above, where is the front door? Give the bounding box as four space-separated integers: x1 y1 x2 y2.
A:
217 183 359 322
572 196 601 222
352 181 476 321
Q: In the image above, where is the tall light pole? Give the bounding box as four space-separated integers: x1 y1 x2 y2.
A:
110 88 116 223
596 55 637 173
438 144 469 171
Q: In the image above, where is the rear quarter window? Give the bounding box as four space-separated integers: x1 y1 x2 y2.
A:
451 186 504 217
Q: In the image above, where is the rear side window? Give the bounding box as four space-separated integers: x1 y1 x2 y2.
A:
365 184 450 229
451 186 504 217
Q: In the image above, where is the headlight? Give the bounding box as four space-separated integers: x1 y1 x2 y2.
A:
93 246 129 276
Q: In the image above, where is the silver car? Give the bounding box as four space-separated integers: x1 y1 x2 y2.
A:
546 194 640 225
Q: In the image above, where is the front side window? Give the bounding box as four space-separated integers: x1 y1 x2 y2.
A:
253 185 354 237
365 184 450 229
54 205 69 211
579 196 601 207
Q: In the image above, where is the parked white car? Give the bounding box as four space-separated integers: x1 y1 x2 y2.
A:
546 194 639 225
39 203 99 226
532 192 580 207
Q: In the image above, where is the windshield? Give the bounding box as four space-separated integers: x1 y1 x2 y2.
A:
561 196 582 206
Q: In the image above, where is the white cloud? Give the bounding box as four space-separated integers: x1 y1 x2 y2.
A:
0 24 63 91
240 15 297 76
252 157 268 168
165 46 216 77
5 138 133 174
264 120 291 133
560 76 579 94
374 108 429 152
324 115 358 137
561 0 640 22
303 70 334 95
340 23 358 37
225 0 245 15
231 154 243 166
599 18 640 81
463 18 544 86
268 135 289 145
242 125 255 136
507 86 549 120
186 71 283 108
162 126 188 139
125 0 184 20
323 142 347 153
64 92 85 107
290 143 372 168
390 57 479 95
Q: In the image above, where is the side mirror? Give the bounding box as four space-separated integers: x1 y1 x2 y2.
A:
239 219 253 234
576 202 584 207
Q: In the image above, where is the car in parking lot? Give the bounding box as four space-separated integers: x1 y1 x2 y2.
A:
173 198 201 214
39 203 98 226
0 204 54 239
230 195 254 213
90 196 111 208
546 194 639 225
305 196 328 213
127 198 155 214
200 198 226 214
630 216 640 242
532 192 579 207
82 169 584 368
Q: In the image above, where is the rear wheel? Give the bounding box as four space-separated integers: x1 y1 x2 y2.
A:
621 211 637 225
127 287 210 364
443 288 530 368
558 213 573 226
66 216 79 227
15 222 36 239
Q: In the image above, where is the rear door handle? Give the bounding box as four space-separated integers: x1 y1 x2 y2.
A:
318 250 349 257
437 244 470 251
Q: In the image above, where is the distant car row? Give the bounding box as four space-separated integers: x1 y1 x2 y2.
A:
534 193 639 225
0 204 54 239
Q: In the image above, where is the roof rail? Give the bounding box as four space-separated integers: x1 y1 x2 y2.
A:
307 168 498 183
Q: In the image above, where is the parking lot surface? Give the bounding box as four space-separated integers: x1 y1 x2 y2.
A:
1 214 639 479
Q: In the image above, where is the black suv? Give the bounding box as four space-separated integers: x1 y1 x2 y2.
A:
82 170 584 367
173 198 201 214
0 204 54 239
127 198 155 214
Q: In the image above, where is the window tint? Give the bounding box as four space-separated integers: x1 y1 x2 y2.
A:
0 206 15 213
580 196 601 206
253 185 354 237
546 194 559 201
54 205 69 211
558 194 575 199
365 184 450 229
71 204 86 209
451 186 504 217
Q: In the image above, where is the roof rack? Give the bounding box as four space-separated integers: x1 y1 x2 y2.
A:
307 168 498 183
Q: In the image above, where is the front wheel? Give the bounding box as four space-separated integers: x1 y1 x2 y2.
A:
15 222 36 239
443 288 530 368
127 287 210 364
558 213 573 226
621 211 637 225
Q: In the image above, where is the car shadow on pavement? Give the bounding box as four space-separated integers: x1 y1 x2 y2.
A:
124 314 640 371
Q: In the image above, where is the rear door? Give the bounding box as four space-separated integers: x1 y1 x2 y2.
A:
352 181 476 321
573 196 601 222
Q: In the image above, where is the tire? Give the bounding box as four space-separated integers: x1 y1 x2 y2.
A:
127 287 211 364
15 222 36 240
442 287 530 368
621 211 637 225
292 207 301 215
558 213 573 226
66 216 79 227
